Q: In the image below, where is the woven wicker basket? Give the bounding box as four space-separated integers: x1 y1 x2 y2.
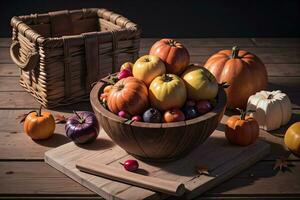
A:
10 8 140 108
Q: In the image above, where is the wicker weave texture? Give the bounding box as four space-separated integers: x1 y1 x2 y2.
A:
10 8 140 108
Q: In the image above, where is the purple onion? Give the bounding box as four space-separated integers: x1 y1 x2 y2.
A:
65 111 99 144
118 69 132 80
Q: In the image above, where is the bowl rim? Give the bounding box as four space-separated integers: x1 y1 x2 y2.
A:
90 77 227 128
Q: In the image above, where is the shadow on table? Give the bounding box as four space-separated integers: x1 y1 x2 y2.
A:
148 117 295 196
269 111 300 137
33 133 70 147
51 102 93 113
34 133 115 151
75 137 115 150
202 159 295 196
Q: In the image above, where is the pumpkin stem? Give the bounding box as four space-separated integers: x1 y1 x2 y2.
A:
267 94 274 99
162 74 173 82
73 111 84 124
237 108 246 120
37 105 42 117
167 39 176 46
237 108 256 120
231 46 239 59
117 84 125 91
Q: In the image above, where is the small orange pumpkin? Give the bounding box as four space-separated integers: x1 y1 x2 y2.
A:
225 109 259 146
24 106 55 140
107 77 149 115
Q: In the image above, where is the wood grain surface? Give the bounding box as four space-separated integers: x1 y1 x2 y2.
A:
0 38 299 199
45 128 270 200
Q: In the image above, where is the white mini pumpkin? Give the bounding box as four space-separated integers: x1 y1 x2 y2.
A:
247 90 292 131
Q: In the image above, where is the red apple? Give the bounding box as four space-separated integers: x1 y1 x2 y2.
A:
163 108 185 123
196 100 212 115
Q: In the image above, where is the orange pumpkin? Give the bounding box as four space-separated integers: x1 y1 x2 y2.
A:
225 109 259 146
24 107 55 140
107 77 149 115
204 46 268 109
149 39 190 75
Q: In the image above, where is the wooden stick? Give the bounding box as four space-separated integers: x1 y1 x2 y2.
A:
76 159 186 196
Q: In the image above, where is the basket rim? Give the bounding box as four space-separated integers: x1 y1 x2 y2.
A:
90 75 227 128
11 8 140 46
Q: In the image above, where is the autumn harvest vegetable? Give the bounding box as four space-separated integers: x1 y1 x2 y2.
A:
90 37 228 160
149 38 190 75
65 111 99 144
99 39 223 123
225 109 259 146
204 46 268 109
23 106 55 140
107 77 149 115
247 90 292 131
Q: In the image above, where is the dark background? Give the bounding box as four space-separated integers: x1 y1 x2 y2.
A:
0 0 299 38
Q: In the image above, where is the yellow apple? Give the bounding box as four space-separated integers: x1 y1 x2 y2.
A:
132 55 166 86
181 64 218 100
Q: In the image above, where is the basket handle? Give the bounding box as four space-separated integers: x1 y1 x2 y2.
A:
10 41 39 71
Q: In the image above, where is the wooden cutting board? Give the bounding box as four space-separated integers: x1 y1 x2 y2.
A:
45 120 270 200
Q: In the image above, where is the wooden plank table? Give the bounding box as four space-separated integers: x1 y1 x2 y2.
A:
0 38 299 199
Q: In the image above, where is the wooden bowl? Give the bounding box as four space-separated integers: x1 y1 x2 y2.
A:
90 79 227 162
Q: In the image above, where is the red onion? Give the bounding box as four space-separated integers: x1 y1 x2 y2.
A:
118 69 132 80
65 111 99 144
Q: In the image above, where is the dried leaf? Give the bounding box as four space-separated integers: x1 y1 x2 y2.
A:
273 157 289 171
55 114 67 124
16 113 28 123
195 164 210 176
